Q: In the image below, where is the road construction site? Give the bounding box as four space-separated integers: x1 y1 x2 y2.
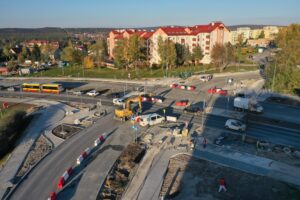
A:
0 70 300 200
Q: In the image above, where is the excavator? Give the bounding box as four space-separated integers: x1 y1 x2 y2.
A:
114 96 142 121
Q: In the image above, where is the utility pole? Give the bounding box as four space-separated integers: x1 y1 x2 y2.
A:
201 99 206 129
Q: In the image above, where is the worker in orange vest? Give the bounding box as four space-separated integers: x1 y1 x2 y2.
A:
218 178 227 192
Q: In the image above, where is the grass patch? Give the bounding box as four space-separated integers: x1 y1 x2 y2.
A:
26 64 258 79
0 102 33 161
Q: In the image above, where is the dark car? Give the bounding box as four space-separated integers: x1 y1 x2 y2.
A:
183 105 203 115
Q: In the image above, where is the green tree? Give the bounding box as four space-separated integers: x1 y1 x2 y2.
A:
175 43 190 66
21 46 30 60
3 45 12 61
211 43 235 72
61 42 75 63
258 30 265 39
89 38 107 66
192 45 204 65
31 44 41 62
266 24 300 94
157 37 176 70
127 34 144 69
113 39 126 68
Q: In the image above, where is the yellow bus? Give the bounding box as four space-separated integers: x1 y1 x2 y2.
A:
22 83 41 93
41 84 64 94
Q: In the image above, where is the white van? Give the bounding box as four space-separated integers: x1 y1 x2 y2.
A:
139 113 165 127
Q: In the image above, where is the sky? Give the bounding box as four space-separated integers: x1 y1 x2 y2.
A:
1 0 300 28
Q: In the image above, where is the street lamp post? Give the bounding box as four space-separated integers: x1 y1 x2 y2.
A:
201 99 206 129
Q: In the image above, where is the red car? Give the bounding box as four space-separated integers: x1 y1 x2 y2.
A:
176 100 189 106
207 87 227 96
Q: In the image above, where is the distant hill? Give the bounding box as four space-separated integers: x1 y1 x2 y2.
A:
0 25 284 40
0 27 113 40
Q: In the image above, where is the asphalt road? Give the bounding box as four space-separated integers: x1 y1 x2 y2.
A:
9 113 122 200
145 103 300 148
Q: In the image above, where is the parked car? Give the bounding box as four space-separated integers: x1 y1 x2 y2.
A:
139 113 165 127
72 90 84 96
86 90 99 97
183 105 203 115
7 87 16 92
200 74 213 82
207 87 227 96
225 119 246 132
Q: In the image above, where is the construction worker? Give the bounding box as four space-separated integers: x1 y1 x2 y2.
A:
218 178 227 192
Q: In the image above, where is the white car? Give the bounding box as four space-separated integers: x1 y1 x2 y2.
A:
72 91 84 96
200 74 213 82
86 90 99 97
139 113 165 127
225 119 246 132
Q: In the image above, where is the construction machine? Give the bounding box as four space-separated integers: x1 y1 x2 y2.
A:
114 96 142 121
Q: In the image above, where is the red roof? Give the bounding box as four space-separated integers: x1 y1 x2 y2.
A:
160 27 189 36
188 22 225 35
140 32 154 40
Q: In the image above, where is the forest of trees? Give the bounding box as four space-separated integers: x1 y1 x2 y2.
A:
265 24 300 95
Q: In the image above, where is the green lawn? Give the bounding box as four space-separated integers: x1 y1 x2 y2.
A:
27 64 258 79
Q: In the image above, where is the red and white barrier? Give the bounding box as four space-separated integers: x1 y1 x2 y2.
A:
178 85 186 90
94 133 109 147
76 147 91 165
170 84 178 88
48 192 57 200
187 86 196 91
57 167 73 189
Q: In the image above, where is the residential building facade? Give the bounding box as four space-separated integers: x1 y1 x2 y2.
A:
107 29 153 59
107 22 230 64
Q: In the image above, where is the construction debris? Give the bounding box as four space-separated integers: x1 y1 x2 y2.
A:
98 143 145 200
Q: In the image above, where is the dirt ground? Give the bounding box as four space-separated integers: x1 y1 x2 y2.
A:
98 143 145 200
161 154 300 200
16 134 52 179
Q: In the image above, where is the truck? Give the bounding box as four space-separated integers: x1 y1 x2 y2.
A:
233 97 263 113
139 113 165 127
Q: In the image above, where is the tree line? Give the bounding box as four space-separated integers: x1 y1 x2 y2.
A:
265 24 300 95
113 34 236 72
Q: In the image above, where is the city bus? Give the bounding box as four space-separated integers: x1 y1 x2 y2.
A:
41 84 64 94
22 83 41 92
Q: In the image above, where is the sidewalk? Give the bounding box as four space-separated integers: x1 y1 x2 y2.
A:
128 142 300 200
193 144 300 187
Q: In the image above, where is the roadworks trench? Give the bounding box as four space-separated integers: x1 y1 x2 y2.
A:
97 143 145 200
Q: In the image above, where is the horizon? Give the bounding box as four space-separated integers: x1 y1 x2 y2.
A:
1 0 300 28
0 23 288 29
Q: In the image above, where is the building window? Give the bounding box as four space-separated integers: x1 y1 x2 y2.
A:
192 44 196 47
206 35 210 39
205 46 210 50
192 38 196 41
206 41 210 45
181 39 185 43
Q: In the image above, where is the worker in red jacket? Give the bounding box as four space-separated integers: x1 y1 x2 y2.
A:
218 178 227 192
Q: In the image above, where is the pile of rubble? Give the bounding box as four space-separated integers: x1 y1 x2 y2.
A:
98 143 145 200
160 154 191 198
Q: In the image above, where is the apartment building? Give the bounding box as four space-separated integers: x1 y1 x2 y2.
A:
150 22 230 64
107 29 153 59
108 22 230 64
229 26 280 44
